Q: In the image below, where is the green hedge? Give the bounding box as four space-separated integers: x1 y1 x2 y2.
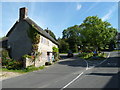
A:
2 49 23 70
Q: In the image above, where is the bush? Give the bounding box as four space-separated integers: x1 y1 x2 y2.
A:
6 60 23 70
2 49 12 66
79 51 106 60
2 49 23 70
52 46 59 61
78 52 93 59
22 54 34 59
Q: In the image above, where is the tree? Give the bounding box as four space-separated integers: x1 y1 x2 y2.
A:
44 29 57 40
58 38 69 53
79 16 117 52
62 25 81 52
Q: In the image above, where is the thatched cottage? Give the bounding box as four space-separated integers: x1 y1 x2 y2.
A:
6 7 59 67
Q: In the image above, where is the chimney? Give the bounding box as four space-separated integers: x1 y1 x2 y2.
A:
19 7 28 20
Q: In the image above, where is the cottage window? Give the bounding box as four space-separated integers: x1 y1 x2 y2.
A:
47 40 49 46
41 37 43 43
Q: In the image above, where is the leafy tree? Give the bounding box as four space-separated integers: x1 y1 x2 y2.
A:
44 29 56 40
79 16 117 52
58 38 69 53
62 25 81 52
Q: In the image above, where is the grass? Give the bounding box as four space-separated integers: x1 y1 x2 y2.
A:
112 49 120 52
0 65 45 73
78 52 107 61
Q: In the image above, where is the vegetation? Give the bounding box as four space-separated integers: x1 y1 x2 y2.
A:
1 49 45 73
58 38 69 53
78 52 107 60
112 49 120 52
26 24 41 66
2 49 23 70
28 24 40 52
44 29 57 40
52 46 59 61
59 16 117 53
22 54 34 59
1 65 45 73
79 16 117 52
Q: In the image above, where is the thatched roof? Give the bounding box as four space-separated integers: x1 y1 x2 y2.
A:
6 17 58 45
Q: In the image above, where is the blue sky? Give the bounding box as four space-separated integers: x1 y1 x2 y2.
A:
1 2 118 38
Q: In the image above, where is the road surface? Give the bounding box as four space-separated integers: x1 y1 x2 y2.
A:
2 51 120 89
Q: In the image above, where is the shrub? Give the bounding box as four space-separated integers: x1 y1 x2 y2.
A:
22 54 34 59
2 49 23 70
2 49 12 66
6 60 23 70
78 52 93 59
52 46 59 61
79 51 106 60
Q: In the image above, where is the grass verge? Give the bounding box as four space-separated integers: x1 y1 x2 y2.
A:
0 65 45 73
112 50 120 52
78 52 107 61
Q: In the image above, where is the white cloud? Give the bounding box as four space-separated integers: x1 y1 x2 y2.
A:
102 10 112 21
102 4 117 21
76 3 82 11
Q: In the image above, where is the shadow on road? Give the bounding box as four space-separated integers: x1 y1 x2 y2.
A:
59 55 68 60
96 57 120 68
87 55 120 89
58 57 87 67
59 52 120 89
87 71 120 89
87 72 118 76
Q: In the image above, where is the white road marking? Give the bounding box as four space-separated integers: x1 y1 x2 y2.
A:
60 58 88 90
84 60 89 70
60 52 111 90
60 72 83 90
87 52 110 69
98 52 110 65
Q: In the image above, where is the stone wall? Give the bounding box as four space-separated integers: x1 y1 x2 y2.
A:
8 20 32 60
23 35 58 68
38 35 58 63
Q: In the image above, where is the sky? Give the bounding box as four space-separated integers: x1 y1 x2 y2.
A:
1 2 119 38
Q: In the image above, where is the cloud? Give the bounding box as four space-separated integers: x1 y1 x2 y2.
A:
76 3 82 11
102 10 112 21
102 4 117 21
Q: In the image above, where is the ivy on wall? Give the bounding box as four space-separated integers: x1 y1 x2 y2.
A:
24 24 41 66
52 46 59 61
52 46 59 53
27 24 40 52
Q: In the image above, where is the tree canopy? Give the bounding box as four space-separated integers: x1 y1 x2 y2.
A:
79 16 117 51
60 16 117 53
44 29 57 40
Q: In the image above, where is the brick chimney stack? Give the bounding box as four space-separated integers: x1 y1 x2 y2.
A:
19 7 28 20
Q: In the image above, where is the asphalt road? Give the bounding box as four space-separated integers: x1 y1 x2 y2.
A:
2 51 120 89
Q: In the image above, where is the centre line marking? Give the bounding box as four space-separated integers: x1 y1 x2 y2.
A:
84 60 89 70
60 72 84 90
60 52 110 90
